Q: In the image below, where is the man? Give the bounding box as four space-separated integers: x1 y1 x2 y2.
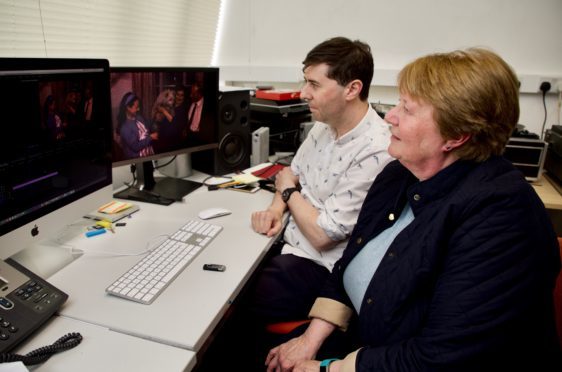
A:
171 84 189 147
250 36 392 325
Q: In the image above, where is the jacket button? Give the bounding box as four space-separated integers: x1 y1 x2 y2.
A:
388 251 395 257
388 213 395 221
413 194 421 201
356 237 362 244
366 298 373 304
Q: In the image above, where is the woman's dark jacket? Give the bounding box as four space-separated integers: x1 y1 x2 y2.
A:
320 157 561 371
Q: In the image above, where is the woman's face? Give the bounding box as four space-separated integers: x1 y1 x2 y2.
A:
127 99 140 116
385 93 450 179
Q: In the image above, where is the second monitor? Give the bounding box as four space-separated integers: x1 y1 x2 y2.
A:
110 67 219 204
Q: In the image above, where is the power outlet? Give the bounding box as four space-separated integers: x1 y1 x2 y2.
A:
518 75 559 93
538 78 555 93
540 81 552 93
556 79 562 93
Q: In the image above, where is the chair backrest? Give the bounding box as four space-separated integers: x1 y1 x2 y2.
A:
554 237 562 345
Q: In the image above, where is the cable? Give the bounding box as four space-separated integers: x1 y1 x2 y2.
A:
154 155 177 170
540 81 551 139
80 234 169 257
541 90 548 139
0 333 82 366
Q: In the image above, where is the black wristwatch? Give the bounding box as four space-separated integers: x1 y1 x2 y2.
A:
281 187 299 203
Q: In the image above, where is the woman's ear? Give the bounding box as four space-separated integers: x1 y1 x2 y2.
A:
443 134 470 152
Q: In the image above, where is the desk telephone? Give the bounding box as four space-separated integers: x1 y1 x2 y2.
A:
0 258 72 358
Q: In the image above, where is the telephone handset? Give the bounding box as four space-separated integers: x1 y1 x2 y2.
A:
0 258 69 354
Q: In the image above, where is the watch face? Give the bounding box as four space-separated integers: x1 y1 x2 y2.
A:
282 188 296 202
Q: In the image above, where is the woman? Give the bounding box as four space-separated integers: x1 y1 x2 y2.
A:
266 48 561 371
117 92 158 159
150 88 176 153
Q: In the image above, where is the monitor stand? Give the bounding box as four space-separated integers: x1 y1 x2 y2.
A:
114 160 202 206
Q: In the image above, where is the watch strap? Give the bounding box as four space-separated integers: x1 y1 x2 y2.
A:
320 358 339 372
281 187 299 203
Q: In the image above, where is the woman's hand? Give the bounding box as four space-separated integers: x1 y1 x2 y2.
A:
266 334 318 372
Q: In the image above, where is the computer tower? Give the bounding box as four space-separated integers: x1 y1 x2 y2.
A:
192 89 252 176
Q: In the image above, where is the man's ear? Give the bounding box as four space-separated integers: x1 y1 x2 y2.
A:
345 79 363 101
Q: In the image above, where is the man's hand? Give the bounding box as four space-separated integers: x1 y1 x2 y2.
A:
275 167 299 193
251 208 283 237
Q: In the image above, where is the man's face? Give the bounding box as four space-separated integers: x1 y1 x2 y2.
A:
191 85 202 101
300 63 346 125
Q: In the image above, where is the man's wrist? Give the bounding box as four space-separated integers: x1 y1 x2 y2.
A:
281 187 299 203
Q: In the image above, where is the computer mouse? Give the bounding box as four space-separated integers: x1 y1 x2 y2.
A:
198 207 232 220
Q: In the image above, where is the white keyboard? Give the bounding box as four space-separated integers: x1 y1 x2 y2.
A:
105 219 223 304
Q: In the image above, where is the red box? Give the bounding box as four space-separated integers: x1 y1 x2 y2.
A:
255 89 301 101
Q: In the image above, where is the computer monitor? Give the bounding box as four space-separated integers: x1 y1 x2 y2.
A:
109 67 219 205
0 58 113 260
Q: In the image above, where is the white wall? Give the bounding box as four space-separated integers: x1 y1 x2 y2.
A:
216 0 562 136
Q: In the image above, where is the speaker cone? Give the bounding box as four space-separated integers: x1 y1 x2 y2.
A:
221 104 237 125
219 132 249 167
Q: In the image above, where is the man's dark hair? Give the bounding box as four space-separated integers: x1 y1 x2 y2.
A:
302 37 374 101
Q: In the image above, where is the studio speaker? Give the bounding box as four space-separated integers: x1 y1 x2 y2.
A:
192 89 251 175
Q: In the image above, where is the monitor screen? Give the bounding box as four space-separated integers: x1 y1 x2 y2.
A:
109 67 219 204
0 58 113 260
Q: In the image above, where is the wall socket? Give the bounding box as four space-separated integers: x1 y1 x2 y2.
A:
518 75 560 94
556 79 562 93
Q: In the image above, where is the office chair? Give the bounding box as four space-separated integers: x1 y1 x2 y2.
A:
265 319 311 334
554 237 562 346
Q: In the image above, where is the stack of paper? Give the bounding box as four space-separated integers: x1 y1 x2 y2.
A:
98 201 134 214
85 201 140 222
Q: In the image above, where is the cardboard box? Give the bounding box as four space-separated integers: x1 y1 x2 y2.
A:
255 89 301 101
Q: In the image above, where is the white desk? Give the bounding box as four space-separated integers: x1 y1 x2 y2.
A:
25 185 275 355
13 316 195 372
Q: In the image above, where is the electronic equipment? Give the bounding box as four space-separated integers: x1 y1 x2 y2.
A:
0 58 113 260
250 97 311 155
110 67 220 204
503 138 548 181
300 121 314 143
544 125 562 192
252 126 270 166
192 89 252 175
0 259 68 353
106 219 223 304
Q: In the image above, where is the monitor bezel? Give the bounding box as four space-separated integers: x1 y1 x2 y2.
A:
0 57 113 257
